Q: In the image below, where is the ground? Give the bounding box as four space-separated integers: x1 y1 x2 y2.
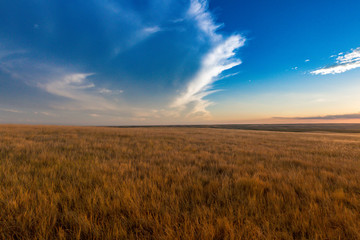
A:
1 125 360 239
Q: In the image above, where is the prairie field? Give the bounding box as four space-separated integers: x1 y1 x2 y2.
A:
0 125 360 240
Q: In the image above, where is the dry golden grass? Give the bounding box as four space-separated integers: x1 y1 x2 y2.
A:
0 125 360 239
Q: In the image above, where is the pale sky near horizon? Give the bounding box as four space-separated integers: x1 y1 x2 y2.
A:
1 0 360 125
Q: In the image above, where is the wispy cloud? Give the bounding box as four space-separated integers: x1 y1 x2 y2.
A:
40 73 121 111
216 71 241 81
1 1 247 124
187 0 222 42
34 111 55 116
171 0 245 117
275 112 360 120
0 46 109 109
113 25 163 56
142 26 162 35
311 47 360 75
98 88 123 95
0 108 21 113
0 46 28 79
0 44 161 123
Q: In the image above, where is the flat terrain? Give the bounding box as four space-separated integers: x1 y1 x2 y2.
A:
1 125 360 239
115 123 360 133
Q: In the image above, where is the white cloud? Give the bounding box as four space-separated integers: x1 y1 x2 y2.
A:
311 62 360 75
337 48 360 63
305 59 310 62
0 46 28 80
113 25 163 56
0 45 145 122
187 0 221 42
99 88 123 94
311 47 360 75
0 108 21 113
143 26 162 34
216 71 241 81
34 111 55 116
98 88 112 94
40 73 120 111
171 0 245 117
41 112 52 116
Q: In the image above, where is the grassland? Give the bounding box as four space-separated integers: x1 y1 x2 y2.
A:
114 123 360 133
0 125 360 239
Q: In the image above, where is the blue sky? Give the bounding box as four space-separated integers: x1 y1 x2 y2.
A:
1 0 360 125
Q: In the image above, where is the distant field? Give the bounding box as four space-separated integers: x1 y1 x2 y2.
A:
1 125 360 239
114 123 360 133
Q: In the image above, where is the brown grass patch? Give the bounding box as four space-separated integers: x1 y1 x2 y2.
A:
0 125 360 239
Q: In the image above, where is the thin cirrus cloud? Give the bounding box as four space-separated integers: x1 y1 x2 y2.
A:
311 47 360 75
40 73 122 111
142 26 162 34
0 49 122 113
171 0 245 117
275 112 360 120
0 108 21 113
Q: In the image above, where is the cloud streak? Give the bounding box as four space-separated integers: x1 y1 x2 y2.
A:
275 113 360 120
40 73 121 111
187 0 222 42
0 108 21 113
311 47 360 75
171 0 245 117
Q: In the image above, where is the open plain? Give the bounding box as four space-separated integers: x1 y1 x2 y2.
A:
0 125 360 239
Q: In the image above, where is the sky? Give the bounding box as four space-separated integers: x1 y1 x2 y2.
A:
1 0 360 125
